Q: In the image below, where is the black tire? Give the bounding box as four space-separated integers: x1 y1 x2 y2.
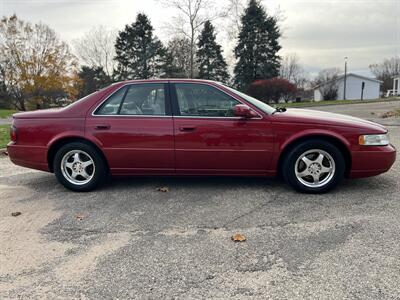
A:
53 142 107 192
282 139 345 193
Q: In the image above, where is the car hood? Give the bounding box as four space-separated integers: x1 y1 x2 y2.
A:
272 108 387 133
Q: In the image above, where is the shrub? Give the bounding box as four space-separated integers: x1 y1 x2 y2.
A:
321 84 339 100
246 78 298 103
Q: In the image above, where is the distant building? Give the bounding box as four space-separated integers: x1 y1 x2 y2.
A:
386 75 400 97
314 73 381 101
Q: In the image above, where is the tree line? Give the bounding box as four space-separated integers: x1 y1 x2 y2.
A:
0 0 287 110
0 0 398 110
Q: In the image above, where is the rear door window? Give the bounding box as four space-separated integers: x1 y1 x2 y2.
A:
95 84 167 116
120 84 166 116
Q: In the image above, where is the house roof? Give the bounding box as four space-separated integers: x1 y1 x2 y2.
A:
313 73 382 90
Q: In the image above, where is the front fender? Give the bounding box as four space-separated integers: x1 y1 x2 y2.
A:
269 128 352 173
280 129 351 152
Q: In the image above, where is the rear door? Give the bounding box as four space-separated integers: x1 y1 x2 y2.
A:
171 82 274 175
86 82 175 175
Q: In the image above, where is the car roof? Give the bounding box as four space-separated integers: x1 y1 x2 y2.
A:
115 78 221 85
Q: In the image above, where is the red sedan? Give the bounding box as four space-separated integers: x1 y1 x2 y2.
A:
7 79 396 193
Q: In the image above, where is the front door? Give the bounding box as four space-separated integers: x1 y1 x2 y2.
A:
171 82 274 175
86 82 174 175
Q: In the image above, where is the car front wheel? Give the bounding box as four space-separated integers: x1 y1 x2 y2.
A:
53 142 106 192
282 140 345 193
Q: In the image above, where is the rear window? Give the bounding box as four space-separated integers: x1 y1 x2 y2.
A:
95 87 128 115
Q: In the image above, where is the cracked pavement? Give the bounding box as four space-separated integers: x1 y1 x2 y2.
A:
1 102 400 299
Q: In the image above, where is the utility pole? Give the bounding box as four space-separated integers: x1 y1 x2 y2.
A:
343 57 348 100
361 82 365 100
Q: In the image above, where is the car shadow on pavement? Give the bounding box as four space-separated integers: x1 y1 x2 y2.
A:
13 170 395 198
106 175 280 190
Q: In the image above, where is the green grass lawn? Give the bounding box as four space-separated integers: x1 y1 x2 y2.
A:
0 109 16 119
0 125 10 149
273 97 400 108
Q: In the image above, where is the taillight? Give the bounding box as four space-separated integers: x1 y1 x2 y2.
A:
10 125 17 143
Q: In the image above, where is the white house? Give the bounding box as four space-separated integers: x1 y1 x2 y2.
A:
314 73 381 101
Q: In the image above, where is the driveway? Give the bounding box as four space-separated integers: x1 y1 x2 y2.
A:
1 103 399 299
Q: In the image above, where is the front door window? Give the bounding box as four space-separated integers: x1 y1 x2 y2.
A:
175 83 240 117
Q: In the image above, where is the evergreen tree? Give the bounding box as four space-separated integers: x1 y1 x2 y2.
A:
0 77 9 108
196 21 229 83
233 0 281 90
114 13 165 80
0 65 8 108
77 66 112 98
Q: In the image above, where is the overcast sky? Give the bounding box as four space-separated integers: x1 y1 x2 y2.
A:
1 0 399 78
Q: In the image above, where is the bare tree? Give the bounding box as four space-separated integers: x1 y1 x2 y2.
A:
314 68 341 100
280 53 308 89
166 37 192 78
158 0 222 78
224 0 246 40
73 25 117 77
370 56 400 93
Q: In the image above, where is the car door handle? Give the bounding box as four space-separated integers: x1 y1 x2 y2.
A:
179 125 197 132
95 124 111 130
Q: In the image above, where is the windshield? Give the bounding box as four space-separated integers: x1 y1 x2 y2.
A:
220 84 276 115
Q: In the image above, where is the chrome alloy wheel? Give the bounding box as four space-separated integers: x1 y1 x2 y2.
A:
61 150 95 185
294 149 336 188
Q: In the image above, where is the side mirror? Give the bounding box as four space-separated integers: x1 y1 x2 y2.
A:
233 104 258 118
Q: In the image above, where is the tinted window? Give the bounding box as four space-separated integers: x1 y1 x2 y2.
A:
95 86 127 115
175 84 240 117
120 84 166 115
95 84 166 116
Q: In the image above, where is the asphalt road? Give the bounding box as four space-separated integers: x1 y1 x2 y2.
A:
307 100 400 126
1 103 400 299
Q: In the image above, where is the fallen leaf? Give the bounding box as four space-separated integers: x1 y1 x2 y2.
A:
231 233 246 242
11 212 22 217
75 214 85 221
381 111 398 118
157 187 169 193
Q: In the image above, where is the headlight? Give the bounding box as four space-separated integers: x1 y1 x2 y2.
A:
359 134 390 146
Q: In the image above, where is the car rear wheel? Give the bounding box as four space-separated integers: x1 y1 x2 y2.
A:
282 140 345 193
54 142 106 192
